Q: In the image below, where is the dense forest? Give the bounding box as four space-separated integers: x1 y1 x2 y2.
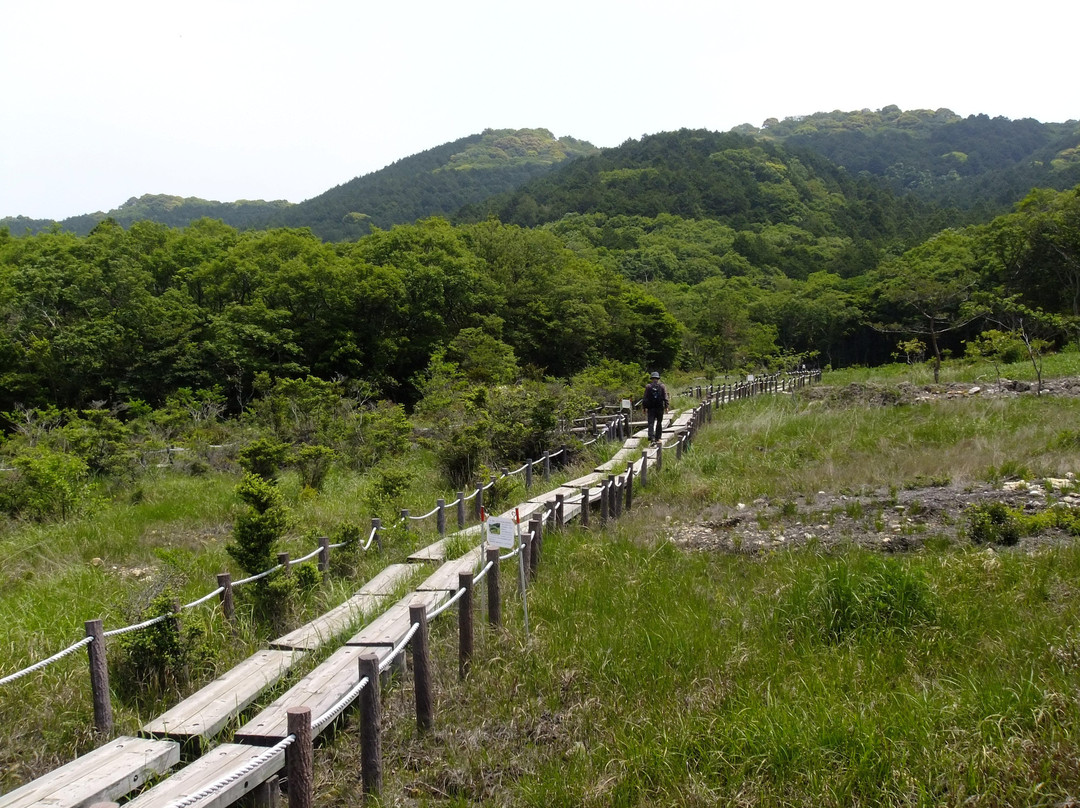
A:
1 112 1079 511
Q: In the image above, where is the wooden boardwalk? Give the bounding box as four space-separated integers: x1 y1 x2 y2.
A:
142 649 302 743
125 743 283 808
0 736 179 808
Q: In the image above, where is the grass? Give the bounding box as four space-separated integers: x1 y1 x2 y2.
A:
6 368 1080 803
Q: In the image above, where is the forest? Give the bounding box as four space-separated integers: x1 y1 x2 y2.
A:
1 118 1079 521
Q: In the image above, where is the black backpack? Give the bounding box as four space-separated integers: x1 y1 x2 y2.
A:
643 382 664 409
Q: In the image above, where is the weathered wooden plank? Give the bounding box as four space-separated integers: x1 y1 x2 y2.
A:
142 650 302 741
0 736 179 808
234 645 390 745
407 525 482 563
358 563 415 597
124 744 284 808
271 593 384 651
415 547 485 592
345 590 446 647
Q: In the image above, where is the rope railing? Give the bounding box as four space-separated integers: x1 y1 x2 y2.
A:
102 613 171 638
379 622 420 674
408 505 441 521
232 564 284 587
0 636 93 686
313 676 370 734
427 586 467 622
473 558 495 585
182 587 225 611
162 733 296 808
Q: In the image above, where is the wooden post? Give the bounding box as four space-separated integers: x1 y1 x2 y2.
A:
529 516 543 575
474 483 483 521
543 450 551 481
358 653 382 800
436 499 446 537
286 707 313 808
250 775 281 808
399 509 410 532
371 517 382 551
85 619 112 736
613 477 623 518
456 493 466 529
580 487 590 527
599 479 609 525
486 547 501 626
657 442 663 472
676 434 683 460
521 522 532 581
626 463 634 512
555 494 565 530
458 571 473 680
525 460 533 491
640 449 648 488
318 536 330 573
277 552 290 574
608 474 617 518
216 572 234 621
408 602 433 732
561 444 569 467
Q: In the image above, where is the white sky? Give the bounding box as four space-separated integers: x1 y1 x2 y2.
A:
1 0 1076 220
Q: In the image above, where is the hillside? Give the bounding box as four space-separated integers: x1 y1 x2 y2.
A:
738 106 1080 213
0 128 595 240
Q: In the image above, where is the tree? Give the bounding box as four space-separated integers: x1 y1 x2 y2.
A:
874 229 984 382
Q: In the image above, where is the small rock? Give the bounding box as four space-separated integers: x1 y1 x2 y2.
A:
969 386 981 395
90 557 103 567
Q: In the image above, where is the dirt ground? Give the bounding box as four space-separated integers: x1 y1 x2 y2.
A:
669 377 1080 556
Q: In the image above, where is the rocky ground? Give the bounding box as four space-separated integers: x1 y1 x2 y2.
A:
669 376 1080 556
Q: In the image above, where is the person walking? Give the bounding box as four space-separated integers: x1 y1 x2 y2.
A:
642 371 669 444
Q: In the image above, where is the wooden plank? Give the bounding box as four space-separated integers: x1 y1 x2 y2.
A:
0 736 179 808
345 590 446 647
142 650 302 741
234 645 391 745
358 563 414 596
407 525 482 563
271 593 384 651
124 744 283 808
415 547 485 592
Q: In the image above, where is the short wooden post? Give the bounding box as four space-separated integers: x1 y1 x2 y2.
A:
626 463 634 511
561 444 569 467
371 517 382 551
475 483 483 521
608 475 618 518
359 653 382 800
555 494 565 530
408 602 433 732
286 707 313 808
525 460 533 491
85 619 112 736
657 442 663 472
599 479 609 524
458 572 473 680
614 477 623 518
486 547 501 626
399 509 410 531
277 552 290 574
216 572 234 621
250 775 281 808
676 434 684 460
640 449 649 488
580 487 590 527
543 450 551 481
456 492 466 529
436 499 446 537
520 523 532 581
529 516 543 575
318 536 330 573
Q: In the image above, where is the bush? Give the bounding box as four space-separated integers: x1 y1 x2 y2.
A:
967 502 1021 546
226 473 289 575
238 437 291 480
0 446 90 520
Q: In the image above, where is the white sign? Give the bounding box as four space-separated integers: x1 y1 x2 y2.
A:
485 516 517 549
621 398 632 410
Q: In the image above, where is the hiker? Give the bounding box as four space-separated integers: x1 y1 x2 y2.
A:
642 371 669 443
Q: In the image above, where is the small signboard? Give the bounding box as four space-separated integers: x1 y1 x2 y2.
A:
621 398 632 410
485 516 517 549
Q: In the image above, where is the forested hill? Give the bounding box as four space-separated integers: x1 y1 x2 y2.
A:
0 129 595 240
736 107 1080 214
464 129 952 271
250 128 596 241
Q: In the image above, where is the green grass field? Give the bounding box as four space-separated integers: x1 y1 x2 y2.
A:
3 356 1080 805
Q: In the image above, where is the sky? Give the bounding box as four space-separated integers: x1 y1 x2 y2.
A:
2 0 1076 221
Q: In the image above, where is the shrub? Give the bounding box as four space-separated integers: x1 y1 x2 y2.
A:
238 437 291 480
0 446 90 520
967 502 1021 546
226 473 289 575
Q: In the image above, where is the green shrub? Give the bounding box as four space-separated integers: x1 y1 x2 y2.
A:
0 446 90 520
967 502 1021 546
238 437 291 480
226 473 289 575
292 444 336 491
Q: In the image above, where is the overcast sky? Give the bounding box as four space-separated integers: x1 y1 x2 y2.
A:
2 0 1076 220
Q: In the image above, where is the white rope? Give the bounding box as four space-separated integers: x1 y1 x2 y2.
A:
447 496 462 507
499 542 522 561
294 546 322 564
427 586 467 621
103 613 171 638
473 559 495 584
379 622 420 672
328 541 347 550
0 636 93 686
508 462 529 476
548 448 564 459
462 489 478 502
481 479 497 492
313 676 369 734
362 526 378 550
233 564 284 587
409 505 440 521
162 734 295 808
182 587 225 610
